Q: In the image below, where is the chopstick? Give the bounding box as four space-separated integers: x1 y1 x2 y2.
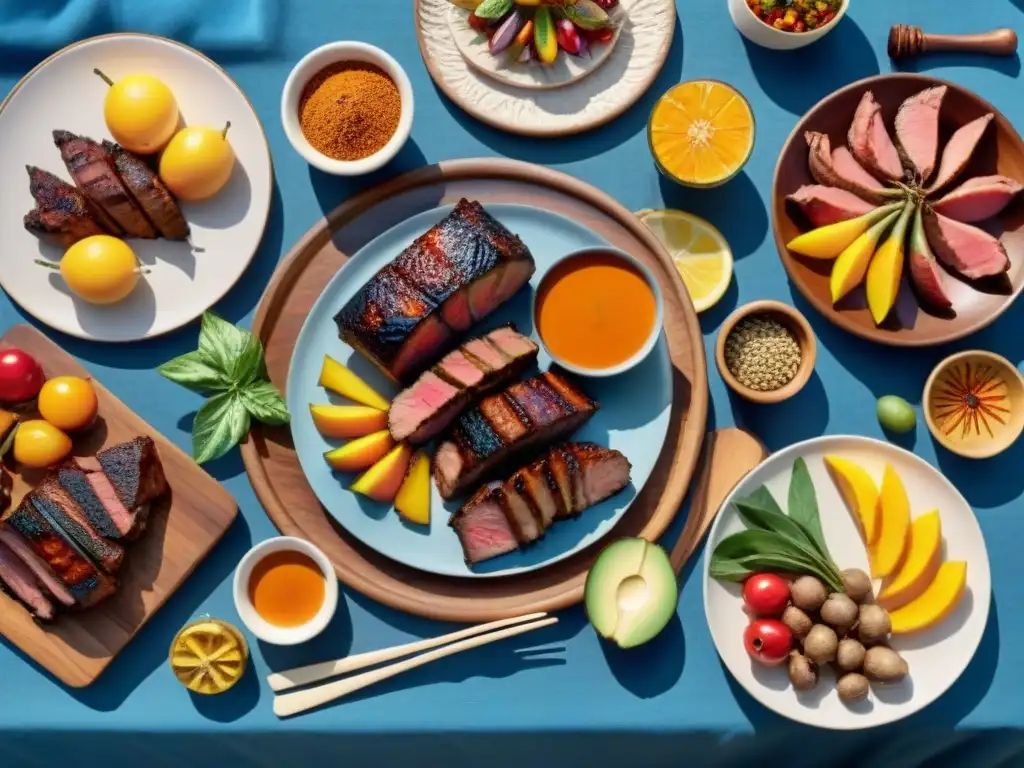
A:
267 611 550 693
273 615 558 718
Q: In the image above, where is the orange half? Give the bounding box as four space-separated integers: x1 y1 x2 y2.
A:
648 80 755 188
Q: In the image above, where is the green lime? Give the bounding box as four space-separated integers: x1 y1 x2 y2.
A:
877 395 916 434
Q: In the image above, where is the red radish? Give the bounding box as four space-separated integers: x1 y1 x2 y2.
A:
0 348 44 403
555 19 584 55
744 619 793 666
742 573 790 617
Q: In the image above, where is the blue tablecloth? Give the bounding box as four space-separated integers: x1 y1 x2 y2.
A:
3 1 1024 765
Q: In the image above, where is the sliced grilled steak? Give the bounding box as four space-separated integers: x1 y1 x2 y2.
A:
58 460 147 541
432 371 598 499
0 540 55 621
894 85 946 184
848 91 905 182
97 436 168 510
452 443 631 565
389 325 539 444
928 114 995 195
335 199 536 382
103 141 190 240
53 130 157 239
4 498 116 607
0 527 75 607
32 476 125 573
24 165 112 245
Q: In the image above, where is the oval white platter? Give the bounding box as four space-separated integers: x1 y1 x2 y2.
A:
0 33 273 342
703 436 991 730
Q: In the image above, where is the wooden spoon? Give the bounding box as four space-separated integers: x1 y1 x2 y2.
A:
670 427 768 574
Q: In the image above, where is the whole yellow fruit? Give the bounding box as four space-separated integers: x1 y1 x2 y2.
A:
14 419 73 468
38 376 99 432
60 236 141 305
159 124 236 201
102 72 179 155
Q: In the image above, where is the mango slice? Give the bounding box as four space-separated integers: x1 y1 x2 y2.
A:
878 510 942 610
889 560 967 635
324 430 395 472
830 209 900 304
310 404 388 439
318 355 390 411
824 455 881 545
395 450 431 526
351 443 413 503
866 201 915 325
869 464 912 579
787 203 903 260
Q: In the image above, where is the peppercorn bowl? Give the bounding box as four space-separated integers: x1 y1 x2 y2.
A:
727 0 848 51
281 42 414 176
715 300 817 404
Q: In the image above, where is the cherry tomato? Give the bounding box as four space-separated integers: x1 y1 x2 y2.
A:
38 376 98 432
13 419 72 468
744 619 793 666
0 348 45 403
742 572 790 617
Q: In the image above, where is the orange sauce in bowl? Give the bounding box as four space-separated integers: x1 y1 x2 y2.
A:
248 550 326 628
536 251 658 370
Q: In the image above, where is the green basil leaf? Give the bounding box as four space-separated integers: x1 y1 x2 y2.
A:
238 380 290 426
708 557 753 583
788 457 832 562
714 553 824 581
474 0 513 18
710 529 841 590
743 485 784 516
197 311 264 386
191 391 250 465
158 350 232 394
734 499 822 561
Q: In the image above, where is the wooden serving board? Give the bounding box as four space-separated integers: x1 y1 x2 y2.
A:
0 325 237 687
241 159 708 622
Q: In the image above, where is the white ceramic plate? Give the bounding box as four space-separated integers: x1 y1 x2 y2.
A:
703 436 991 730
417 0 676 137
0 34 272 342
448 4 622 91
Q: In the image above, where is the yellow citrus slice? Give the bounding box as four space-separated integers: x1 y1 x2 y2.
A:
169 619 249 695
636 209 733 313
648 80 755 187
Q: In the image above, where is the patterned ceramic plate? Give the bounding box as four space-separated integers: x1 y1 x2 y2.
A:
416 0 676 137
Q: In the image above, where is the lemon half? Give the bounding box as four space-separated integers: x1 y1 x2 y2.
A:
169 619 249 695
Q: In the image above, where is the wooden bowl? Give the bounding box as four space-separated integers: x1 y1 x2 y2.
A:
773 73 1024 347
923 350 1024 459
715 300 817 404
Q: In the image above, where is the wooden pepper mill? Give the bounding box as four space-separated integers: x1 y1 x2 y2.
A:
889 25 1019 59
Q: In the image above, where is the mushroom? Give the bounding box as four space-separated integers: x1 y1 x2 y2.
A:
863 646 909 683
841 568 873 603
821 592 859 633
837 672 870 702
787 651 818 691
782 605 813 640
790 575 828 612
835 638 867 673
858 604 892 645
803 624 838 665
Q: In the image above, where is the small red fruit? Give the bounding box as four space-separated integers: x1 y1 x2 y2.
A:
0 348 45 403
468 13 489 34
742 572 790 617
744 619 793 666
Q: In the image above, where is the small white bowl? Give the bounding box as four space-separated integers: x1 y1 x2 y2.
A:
233 536 339 646
281 42 414 176
533 247 665 378
727 0 848 50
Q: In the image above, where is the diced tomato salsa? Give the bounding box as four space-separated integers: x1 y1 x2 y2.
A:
746 0 842 33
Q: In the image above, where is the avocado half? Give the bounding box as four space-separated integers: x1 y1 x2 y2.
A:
584 537 678 649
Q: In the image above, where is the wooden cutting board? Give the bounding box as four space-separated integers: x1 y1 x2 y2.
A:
0 325 237 688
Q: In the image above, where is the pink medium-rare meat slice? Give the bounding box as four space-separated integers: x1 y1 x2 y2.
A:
931 175 1023 223
32 475 125 574
388 325 539 444
53 130 157 239
450 484 519 565
928 113 995 195
908 205 953 310
451 443 631 565
788 185 877 227
0 540 55 621
923 208 1009 280
895 85 946 183
338 200 537 382
848 91 905 182
432 371 598 499
805 132 890 205
0 527 75 607
103 141 189 240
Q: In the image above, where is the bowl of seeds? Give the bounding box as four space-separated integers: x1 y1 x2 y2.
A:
716 300 817 404
281 41 414 176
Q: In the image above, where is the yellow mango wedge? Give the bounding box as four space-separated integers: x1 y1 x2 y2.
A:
879 510 942 610
869 464 912 579
324 430 395 473
889 560 967 635
395 450 431 526
866 200 915 325
318 355 390 411
824 455 881 545
351 443 413 504
830 209 901 304
787 202 903 260
310 404 388 439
